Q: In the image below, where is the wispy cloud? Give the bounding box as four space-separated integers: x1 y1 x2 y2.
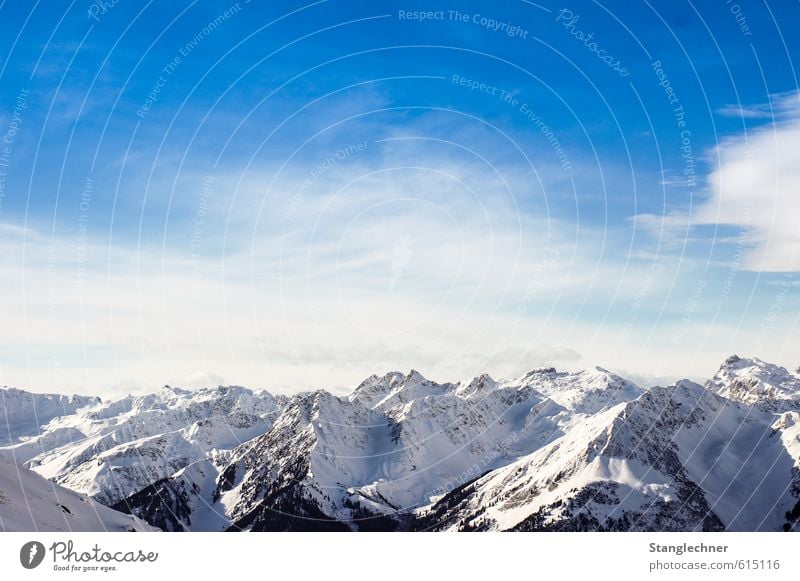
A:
629 210 692 246
716 91 800 120
636 92 800 272
0 136 664 396
695 91 800 271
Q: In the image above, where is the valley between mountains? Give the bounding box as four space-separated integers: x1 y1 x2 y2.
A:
1 355 799 532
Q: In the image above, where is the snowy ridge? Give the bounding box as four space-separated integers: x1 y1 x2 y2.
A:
0 388 99 446
2 385 285 507
706 355 800 411
417 379 797 531
2 356 799 532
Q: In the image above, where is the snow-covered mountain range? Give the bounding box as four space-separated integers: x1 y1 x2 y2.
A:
1 356 799 532
0 454 155 532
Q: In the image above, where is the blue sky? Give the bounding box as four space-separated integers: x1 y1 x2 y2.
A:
0 0 798 395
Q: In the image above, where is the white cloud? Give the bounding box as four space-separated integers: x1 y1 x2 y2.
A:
10 117 793 395
716 91 800 120
637 93 800 272
693 92 800 271
180 371 227 388
0 156 655 397
1 212 791 396
629 211 692 247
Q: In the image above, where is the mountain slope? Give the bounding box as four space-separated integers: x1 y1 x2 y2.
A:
0 455 156 532
127 367 643 531
2 356 798 532
12 385 284 506
412 378 800 531
111 458 227 532
706 355 800 411
0 388 99 446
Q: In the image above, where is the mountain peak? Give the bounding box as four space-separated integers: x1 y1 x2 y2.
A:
406 369 427 382
349 371 405 407
707 355 800 409
724 354 742 366
160 384 190 395
511 366 642 414
522 367 557 379
718 354 785 373
454 373 499 397
6 357 800 532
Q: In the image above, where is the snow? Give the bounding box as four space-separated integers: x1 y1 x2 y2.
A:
706 355 800 409
0 388 99 445
423 377 800 531
459 402 631 530
2 355 798 531
509 366 644 414
0 455 156 532
672 382 797 531
2 384 283 507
